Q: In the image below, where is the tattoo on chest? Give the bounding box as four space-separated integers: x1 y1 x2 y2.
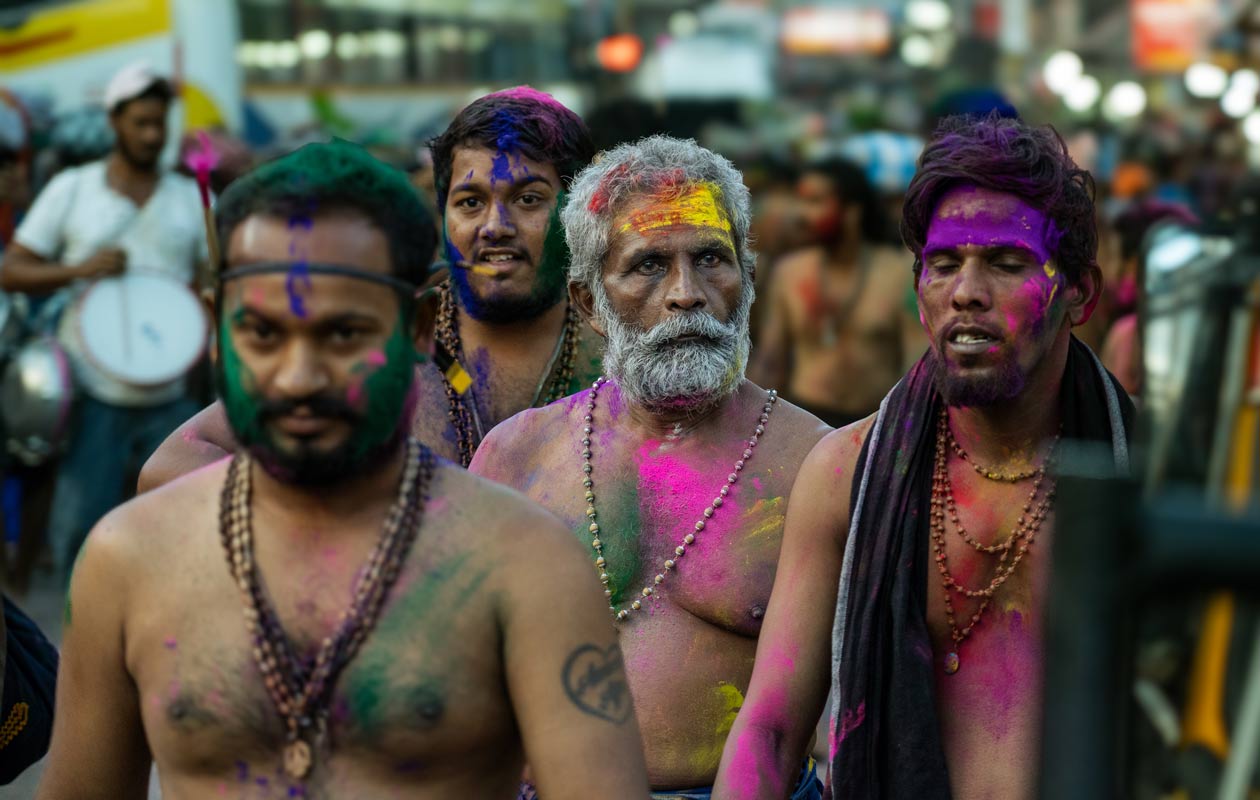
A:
561 643 631 725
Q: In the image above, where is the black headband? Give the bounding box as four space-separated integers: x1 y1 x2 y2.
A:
219 262 418 295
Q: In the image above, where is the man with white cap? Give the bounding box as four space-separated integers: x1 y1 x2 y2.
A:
0 61 207 583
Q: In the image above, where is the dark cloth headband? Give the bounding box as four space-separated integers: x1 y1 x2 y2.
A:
219 262 417 294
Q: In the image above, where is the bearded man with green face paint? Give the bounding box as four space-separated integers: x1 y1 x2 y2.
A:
138 87 603 486
36 141 650 800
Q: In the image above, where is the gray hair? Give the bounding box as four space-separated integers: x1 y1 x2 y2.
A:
561 135 756 291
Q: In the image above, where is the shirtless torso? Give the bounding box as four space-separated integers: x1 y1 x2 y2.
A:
753 245 923 420
471 381 829 789
39 458 647 799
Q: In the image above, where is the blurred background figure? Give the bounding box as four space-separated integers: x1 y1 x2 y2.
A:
750 157 923 427
1 62 206 586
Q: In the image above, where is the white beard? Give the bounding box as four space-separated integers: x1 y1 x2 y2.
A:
593 279 753 414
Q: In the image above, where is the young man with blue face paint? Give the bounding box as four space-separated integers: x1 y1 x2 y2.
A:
36 141 649 799
138 87 603 486
714 115 1135 800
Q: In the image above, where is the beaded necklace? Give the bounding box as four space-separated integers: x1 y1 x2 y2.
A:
219 437 435 782
580 378 778 621
930 407 1058 674
434 280 580 467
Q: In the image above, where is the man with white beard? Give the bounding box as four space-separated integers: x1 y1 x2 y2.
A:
470 136 830 799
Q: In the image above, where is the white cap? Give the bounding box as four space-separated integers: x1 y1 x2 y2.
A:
104 61 170 112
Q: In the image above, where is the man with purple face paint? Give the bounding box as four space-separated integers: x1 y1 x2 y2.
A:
137 86 603 488
470 136 830 799
714 115 1135 800
36 141 649 800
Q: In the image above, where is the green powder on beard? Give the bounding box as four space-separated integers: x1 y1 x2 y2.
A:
536 190 571 303
351 314 417 460
217 311 265 448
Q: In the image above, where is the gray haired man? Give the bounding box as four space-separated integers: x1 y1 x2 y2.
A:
470 136 829 798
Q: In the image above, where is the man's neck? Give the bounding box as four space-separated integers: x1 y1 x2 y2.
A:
250 444 407 531
623 381 750 441
947 332 1071 468
106 151 159 186
456 296 567 358
824 235 864 273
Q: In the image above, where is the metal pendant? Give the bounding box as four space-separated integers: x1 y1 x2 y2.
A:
284 739 312 780
944 651 960 675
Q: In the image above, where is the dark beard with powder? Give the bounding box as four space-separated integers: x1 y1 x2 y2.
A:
932 351 1028 408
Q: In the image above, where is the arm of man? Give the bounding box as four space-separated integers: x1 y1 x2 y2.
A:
500 509 650 800
136 401 236 493
712 420 871 800
0 173 125 294
0 241 125 294
35 514 152 799
748 259 794 390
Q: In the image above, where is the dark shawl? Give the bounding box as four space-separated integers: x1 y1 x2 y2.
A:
825 337 1135 799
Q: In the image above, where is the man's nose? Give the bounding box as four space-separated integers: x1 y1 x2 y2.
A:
950 260 993 311
272 339 330 398
664 263 708 312
480 201 517 242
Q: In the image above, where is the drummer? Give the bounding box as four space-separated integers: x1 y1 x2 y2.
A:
0 62 207 583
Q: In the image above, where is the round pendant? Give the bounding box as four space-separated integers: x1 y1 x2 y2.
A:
944 652 960 675
284 739 312 780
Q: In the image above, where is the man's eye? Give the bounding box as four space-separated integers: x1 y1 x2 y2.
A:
242 321 277 343
994 262 1026 272
928 261 959 273
636 260 664 274
454 196 482 210
697 252 722 267
330 326 364 344
518 193 544 206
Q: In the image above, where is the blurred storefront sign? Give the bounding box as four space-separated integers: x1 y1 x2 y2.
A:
1132 0 1215 72
780 6 892 56
641 34 772 100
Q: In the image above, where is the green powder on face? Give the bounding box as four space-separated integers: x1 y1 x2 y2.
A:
536 190 571 303
217 311 266 448
350 314 417 460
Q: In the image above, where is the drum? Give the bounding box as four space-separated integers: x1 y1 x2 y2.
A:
58 273 208 391
0 337 74 466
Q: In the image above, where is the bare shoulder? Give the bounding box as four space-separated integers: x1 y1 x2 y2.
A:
469 390 587 479
79 459 227 584
428 460 588 564
803 413 878 496
748 382 832 459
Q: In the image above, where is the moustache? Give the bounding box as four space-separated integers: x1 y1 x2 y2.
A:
640 312 737 350
256 394 361 424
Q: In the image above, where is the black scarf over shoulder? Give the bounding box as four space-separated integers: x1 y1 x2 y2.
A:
825 337 1135 800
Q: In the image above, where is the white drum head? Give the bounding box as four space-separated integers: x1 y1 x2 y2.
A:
75 274 208 388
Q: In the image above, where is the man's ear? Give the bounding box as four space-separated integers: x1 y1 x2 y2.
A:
1067 262 1103 327
411 285 442 362
201 288 218 364
569 281 605 338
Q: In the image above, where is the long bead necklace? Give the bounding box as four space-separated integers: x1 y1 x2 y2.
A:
580 378 777 621
218 437 435 782
930 407 1057 675
435 280 579 467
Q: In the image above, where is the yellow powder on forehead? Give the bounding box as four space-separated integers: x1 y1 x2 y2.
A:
619 183 733 235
